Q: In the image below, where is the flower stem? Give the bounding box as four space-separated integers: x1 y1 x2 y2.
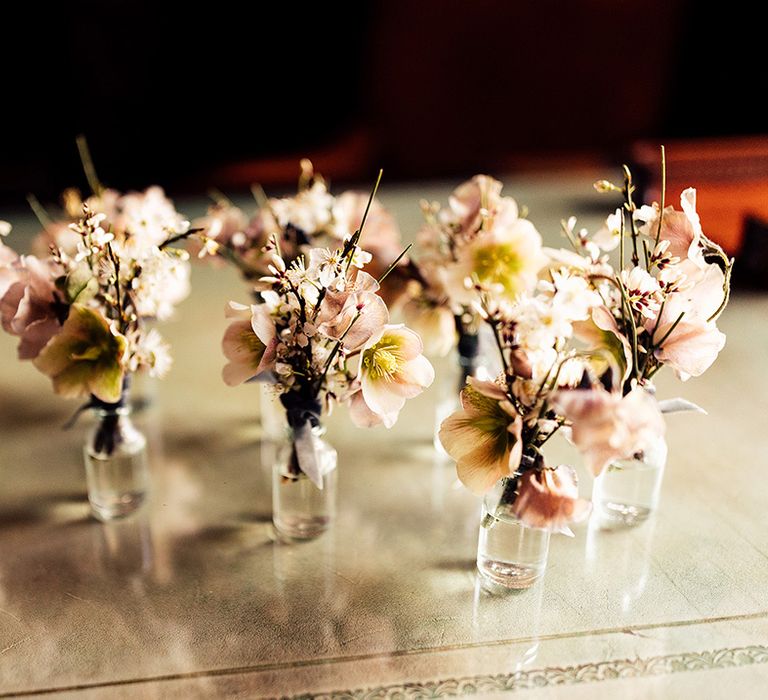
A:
623 165 640 267
654 145 667 250
76 134 104 197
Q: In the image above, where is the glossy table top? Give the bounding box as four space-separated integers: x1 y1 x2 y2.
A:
1 173 767 698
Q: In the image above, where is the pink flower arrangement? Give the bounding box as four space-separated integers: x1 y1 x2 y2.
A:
549 160 732 475
0 182 195 406
221 173 433 487
436 253 595 533
438 156 732 533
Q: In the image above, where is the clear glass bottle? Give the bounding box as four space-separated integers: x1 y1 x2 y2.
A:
84 403 149 522
591 435 668 527
272 426 337 540
476 480 550 590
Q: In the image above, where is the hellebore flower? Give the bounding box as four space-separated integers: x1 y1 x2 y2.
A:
512 465 592 534
34 304 127 403
439 378 523 494
221 302 277 386
357 324 434 428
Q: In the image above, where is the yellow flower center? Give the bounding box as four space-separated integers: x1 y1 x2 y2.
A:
473 243 524 297
363 337 403 380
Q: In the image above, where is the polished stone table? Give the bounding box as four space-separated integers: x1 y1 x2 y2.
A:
1 173 767 698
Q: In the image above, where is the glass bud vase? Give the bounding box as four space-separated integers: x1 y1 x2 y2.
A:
476 480 550 590
272 426 337 540
591 435 668 527
84 400 149 522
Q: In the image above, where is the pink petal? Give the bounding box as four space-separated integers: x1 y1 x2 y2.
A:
343 294 389 351
18 317 60 360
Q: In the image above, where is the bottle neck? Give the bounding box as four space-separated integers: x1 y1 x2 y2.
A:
89 375 132 419
92 405 131 420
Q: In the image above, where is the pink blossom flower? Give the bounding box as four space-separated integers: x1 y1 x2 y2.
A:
552 385 665 476
358 325 434 428
512 465 592 533
197 202 248 248
0 237 19 300
446 216 547 305
447 175 504 233
592 208 623 251
439 378 523 494
315 270 389 351
221 302 277 386
647 263 727 380
0 255 62 360
636 188 708 282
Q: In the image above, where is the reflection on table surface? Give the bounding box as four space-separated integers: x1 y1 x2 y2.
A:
2 173 768 698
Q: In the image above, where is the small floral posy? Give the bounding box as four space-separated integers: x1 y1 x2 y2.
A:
0 148 197 520
221 171 433 539
550 152 732 524
437 268 595 588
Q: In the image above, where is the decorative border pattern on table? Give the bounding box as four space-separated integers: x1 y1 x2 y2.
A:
292 645 768 699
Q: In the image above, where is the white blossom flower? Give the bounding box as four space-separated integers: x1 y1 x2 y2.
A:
271 181 334 235
131 249 191 321
139 328 173 378
620 266 662 320
592 208 623 251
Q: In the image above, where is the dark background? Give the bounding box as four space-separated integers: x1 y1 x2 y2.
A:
1 1 764 203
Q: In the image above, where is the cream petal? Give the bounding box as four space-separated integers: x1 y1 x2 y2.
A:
403 303 455 358
352 270 381 294
360 326 385 352
251 305 276 345
438 410 478 459
349 390 384 428
225 300 251 320
256 338 279 375
222 320 265 363
396 354 435 391
361 372 407 419
687 263 726 321
384 324 423 359
467 377 507 401
455 442 509 495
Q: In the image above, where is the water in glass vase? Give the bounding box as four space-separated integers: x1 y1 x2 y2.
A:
84 410 149 521
477 491 550 590
272 431 337 540
592 437 667 527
